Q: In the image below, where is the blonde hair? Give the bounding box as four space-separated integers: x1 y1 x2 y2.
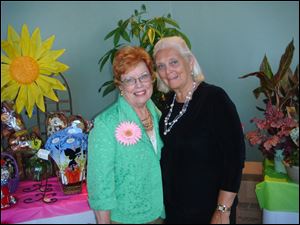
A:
153 36 205 93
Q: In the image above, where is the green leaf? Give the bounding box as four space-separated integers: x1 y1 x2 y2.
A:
98 52 109 65
176 30 191 49
156 17 165 32
150 27 162 38
118 20 123 27
109 46 122 64
104 28 118 40
164 27 177 36
141 29 148 44
134 9 138 16
260 55 273 79
98 80 114 93
120 19 129 31
99 53 110 72
113 30 121 46
141 4 146 12
103 82 116 97
120 29 131 42
163 17 180 29
147 28 155 45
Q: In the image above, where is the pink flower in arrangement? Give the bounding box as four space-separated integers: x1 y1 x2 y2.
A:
115 121 142 146
246 101 298 159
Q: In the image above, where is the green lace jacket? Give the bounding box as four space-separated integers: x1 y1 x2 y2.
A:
87 96 164 224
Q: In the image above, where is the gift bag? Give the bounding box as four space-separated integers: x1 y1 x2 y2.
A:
45 126 88 194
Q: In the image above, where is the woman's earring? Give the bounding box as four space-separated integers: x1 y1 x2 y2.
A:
120 90 124 96
191 71 194 77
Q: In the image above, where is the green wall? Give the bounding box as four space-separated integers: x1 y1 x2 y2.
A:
1 1 299 161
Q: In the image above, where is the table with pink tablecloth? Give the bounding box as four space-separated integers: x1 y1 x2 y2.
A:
1 177 95 224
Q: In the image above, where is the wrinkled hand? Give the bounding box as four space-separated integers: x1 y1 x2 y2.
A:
210 211 230 224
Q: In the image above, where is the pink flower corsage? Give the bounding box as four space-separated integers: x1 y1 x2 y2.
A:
115 121 142 146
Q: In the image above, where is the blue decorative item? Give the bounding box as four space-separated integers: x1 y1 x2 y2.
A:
45 125 88 194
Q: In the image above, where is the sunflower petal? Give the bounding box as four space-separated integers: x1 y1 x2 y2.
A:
26 84 37 117
7 25 21 56
1 40 17 59
39 61 69 74
35 77 59 102
1 54 12 64
1 65 11 88
39 75 66 90
32 83 46 112
21 24 31 56
38 49 66 64
39 68 53 75
36 35 55 60
15 85 28 114
25 105 33 118
1 80 20 101
29 27 42 59
53 61 69 73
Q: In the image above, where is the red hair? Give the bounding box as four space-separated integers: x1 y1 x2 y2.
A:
113 46 155 86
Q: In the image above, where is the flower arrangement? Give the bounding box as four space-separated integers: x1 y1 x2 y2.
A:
246 101 298 164
115 121 142 146
240 40 299 166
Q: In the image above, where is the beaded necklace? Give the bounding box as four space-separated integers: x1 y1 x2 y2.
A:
141 110 153 131
163 82 196 135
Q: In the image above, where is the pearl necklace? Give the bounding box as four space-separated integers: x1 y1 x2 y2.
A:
163 82 196 135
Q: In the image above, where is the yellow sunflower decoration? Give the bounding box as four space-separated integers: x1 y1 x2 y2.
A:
1 24 69 117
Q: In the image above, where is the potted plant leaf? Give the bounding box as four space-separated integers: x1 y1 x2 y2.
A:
98 4 191 110
239 40 299 180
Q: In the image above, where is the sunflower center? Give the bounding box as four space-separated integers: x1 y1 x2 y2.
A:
10 56 39 84
124 130 133 137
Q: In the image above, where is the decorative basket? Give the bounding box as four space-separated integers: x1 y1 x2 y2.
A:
1 152 19 193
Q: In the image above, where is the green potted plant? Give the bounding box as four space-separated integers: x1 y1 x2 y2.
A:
239 40 299 178
97 4 191 109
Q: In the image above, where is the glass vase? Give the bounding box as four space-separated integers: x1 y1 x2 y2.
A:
274 149 287 174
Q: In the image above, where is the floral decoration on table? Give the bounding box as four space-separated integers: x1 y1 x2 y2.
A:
115 121 142 146
240 40 299 166
246 101 298 160
1 24 69 117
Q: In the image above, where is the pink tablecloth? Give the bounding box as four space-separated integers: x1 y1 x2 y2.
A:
1 177 92 224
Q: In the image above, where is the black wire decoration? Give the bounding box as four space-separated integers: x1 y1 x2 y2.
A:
23 162 57 204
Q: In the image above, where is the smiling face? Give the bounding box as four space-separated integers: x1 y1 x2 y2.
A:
119 61 153 109
155 48 194 92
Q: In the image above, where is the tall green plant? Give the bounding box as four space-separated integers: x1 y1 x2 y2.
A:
98 4 191 109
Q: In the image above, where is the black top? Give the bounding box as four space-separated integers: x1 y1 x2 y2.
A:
159 82 246 223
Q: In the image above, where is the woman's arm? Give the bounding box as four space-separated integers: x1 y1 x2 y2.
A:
210 190 236 224
94 210 111 224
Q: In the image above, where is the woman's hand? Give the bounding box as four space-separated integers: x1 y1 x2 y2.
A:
210 210 230 224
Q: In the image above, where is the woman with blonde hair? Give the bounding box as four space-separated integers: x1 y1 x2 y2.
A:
153 36 245 224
